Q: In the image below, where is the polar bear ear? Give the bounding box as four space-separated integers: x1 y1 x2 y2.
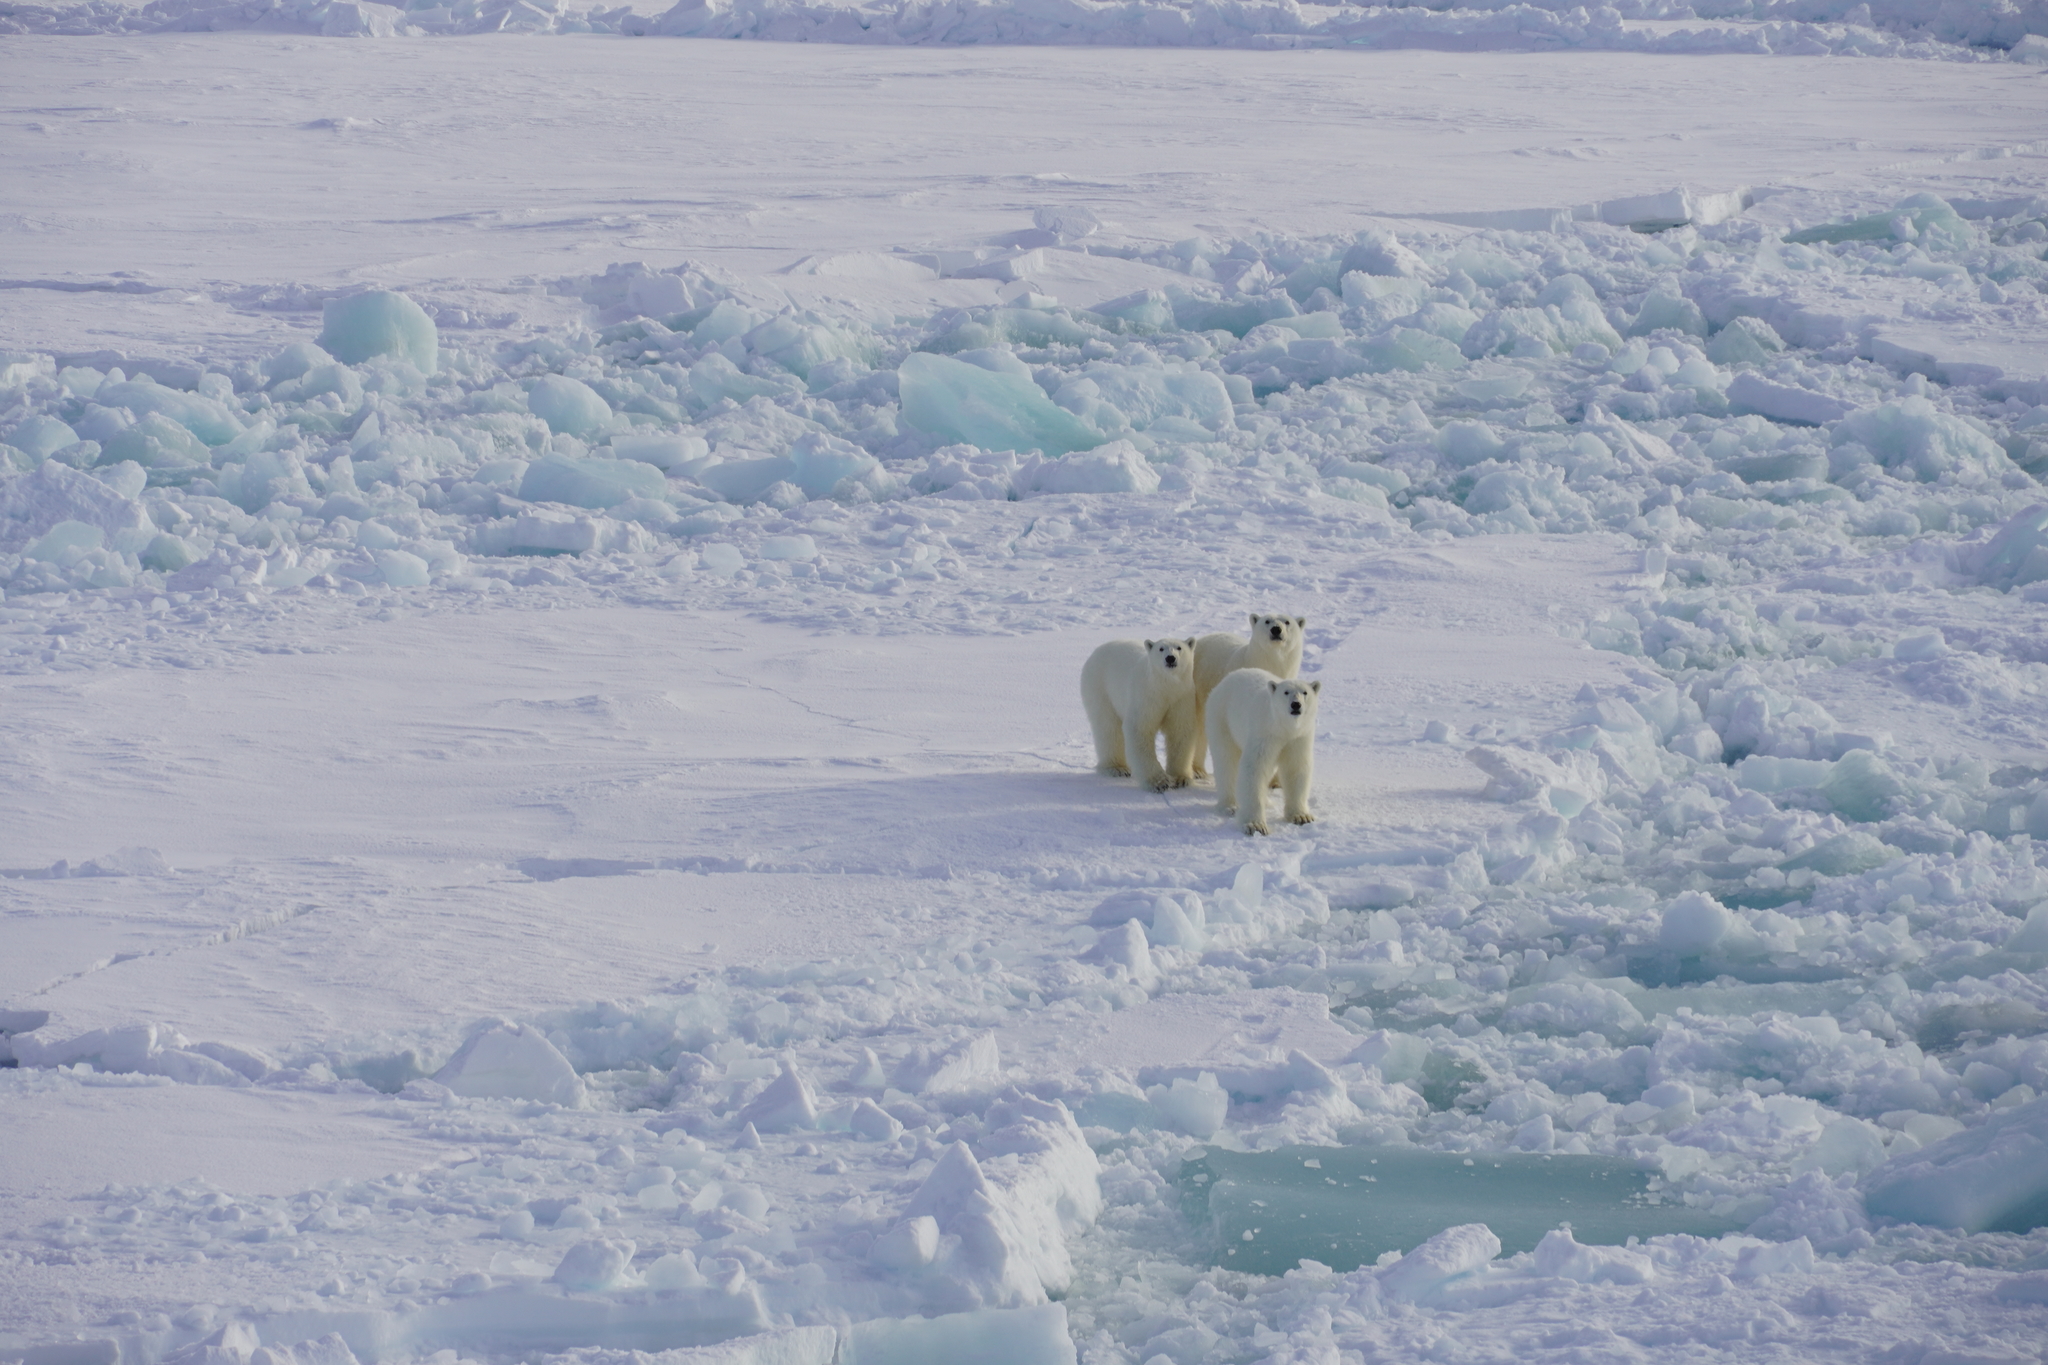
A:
1143 639 1154 649
1295 616 1308 629
1248 612 1260 628
1186 636 1197 647
1310 680 1322 693
1269 679 1279 692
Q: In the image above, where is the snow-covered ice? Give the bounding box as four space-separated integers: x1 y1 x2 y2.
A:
6 9 2048 1365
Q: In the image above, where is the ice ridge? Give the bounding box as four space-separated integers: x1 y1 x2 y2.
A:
2 0 2041 57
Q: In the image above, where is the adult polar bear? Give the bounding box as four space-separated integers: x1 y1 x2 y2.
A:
1080 637 1199 792
1206 668 1320 836
1192 614 1305 776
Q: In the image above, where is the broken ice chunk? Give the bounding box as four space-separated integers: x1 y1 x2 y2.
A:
1145 1072 1227 1138
432 1021 587 1107
736 1058 818 1133
1379 1222 1501 1302
871 1214 940 1270
526 375 613 438
1184 1145 1739 1274
518 452 667 509
898 352 1102 456
318 290 438 372
1863 1096 2048 1233
7 414 79 461
550 1237 635 1292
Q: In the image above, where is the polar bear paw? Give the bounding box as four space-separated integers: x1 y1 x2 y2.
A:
1242 818 1270 837
1100 763 1132 778
1288 811 1316 825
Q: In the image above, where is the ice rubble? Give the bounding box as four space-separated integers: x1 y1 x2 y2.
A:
1863 1094 2048 1232
7 190 2048 602
9 188 2048 1362
5 0 2044 56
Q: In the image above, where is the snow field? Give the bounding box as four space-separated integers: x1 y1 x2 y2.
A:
7 0 2048 58
9 38 2048 338
5 19 2048 1365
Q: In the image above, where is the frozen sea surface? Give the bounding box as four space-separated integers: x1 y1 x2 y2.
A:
4 16 2048 1365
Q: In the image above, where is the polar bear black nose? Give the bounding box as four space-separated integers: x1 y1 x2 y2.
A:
1165 655 1178 667
1269 626 1283 639
1289 701 1301 714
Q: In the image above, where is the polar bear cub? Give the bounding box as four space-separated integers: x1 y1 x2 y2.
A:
1206 668 1320 836
1192 614 1306 775
1081 637 1199 791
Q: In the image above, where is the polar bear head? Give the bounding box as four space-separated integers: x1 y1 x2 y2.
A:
1143 637 1199 675
1270 676 1321 722
1249 613 1306 647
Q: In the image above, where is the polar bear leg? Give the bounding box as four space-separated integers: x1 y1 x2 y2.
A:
1236 740 1274 836
1161 695 1199 788
1082 676 1129 777
1124 706 1171 791
1190 693 1210 779
1210 724 1242 815
1280 737 1316 824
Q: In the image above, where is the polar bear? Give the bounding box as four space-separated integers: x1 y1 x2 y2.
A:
1206 667 1320 836
1192 614 1306 775
1081 637 1199 791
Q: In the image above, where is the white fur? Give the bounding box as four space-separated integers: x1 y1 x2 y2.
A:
1192 613 1305 776
1080 636 1199 791
1206 667 1320 836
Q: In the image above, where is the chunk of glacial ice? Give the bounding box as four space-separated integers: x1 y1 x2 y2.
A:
527 375 614 438
697 456 796 505
2008 903 2048 954
899 352 1103 456
1863 1096 2048 1233
735 1059 817 1132
1726 373 1850 426
1184 1145 1739 1274
1016 441 1160 496
1705 316 1784 367
1145 1072 1227 1138
318 290 438 372
92 378 244 446
1438 419 1505 467
518 452 667 509
1973 504 2048 592
870 1214 940 1270
370 548 431 588
1833 396 2005 483
1379 1222 1501 1302
261 341 335 387
248 1333 360 1365
788 430 879 496
551 1236 635 1291
690 352 797 406
610 430 710 472
433 1021 586 1107
840 1304 1075 1365
1658 890 1734 956
26 519 103 564
7 415 79 461
90 460 147 500
699 543 746 577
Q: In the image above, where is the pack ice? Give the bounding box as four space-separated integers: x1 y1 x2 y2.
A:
6 0 2046 58
5 43 2048 1365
